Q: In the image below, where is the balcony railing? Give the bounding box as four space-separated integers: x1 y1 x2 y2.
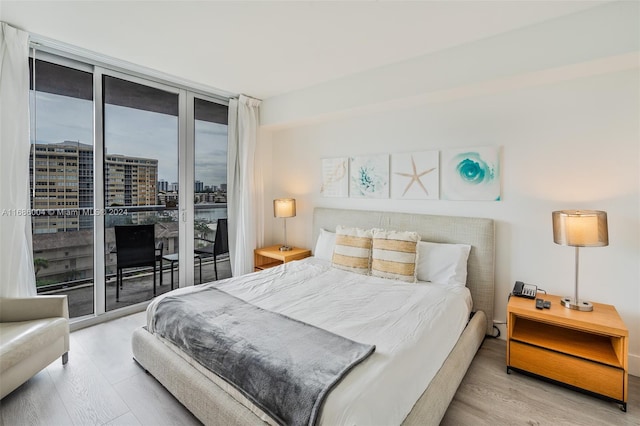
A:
33 203 227 317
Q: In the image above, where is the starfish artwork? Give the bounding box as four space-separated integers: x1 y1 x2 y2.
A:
395 155 436 197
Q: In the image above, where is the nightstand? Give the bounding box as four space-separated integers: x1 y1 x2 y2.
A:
507 294 628 411
254 245 311 272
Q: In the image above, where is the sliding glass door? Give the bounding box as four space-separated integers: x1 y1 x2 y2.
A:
193 97 229 283
102 74 180 311
29 49 229 322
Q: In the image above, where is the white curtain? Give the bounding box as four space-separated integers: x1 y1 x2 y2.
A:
227 95 263 276
0 23 36 297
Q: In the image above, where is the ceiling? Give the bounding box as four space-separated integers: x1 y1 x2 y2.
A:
2 1 609 99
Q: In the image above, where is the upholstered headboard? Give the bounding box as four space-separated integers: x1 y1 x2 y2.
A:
313 208 496 336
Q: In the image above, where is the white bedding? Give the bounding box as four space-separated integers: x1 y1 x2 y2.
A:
146 257 472 425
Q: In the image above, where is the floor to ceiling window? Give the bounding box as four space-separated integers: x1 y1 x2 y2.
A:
103 74 180 311
193 97 229 283
28 49 229 321
29 58 95 318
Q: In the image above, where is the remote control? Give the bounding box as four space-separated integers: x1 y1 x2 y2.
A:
535 298 544 309
543 300 551 309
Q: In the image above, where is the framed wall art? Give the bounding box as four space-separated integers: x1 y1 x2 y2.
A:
349 155 389 199
441 146 501 201
391 151 439 200
320 157 348 197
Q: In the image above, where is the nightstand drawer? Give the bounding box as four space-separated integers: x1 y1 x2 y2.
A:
510 340 624 400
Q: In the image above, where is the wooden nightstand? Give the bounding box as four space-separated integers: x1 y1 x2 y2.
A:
507 294 628 411
254 245 311 272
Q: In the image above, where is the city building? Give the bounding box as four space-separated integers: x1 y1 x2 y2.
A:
30 141 89 234
30 141 158 233
104 154 158 207
158 179 168 192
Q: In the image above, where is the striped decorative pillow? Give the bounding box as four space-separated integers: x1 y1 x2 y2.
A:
331 226 373 275
371 229 420 282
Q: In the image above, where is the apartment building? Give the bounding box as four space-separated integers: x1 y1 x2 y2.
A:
30 141 158 234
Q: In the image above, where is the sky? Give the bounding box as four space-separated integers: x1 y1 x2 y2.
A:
31 91 228 188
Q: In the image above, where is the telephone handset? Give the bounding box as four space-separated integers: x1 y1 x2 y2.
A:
512 281 537 299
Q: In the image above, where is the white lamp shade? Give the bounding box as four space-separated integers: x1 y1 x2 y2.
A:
273 198 296 218
552 210 608 247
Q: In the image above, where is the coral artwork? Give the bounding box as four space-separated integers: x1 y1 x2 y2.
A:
349 155 389 198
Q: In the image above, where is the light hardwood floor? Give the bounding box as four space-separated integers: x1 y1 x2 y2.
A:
1 312 638 425
441 337 639 426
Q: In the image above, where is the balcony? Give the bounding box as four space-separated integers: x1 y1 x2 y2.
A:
33 203 229 318
38 255 231 317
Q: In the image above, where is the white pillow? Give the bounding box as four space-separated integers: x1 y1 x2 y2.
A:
416 241 471 286
314 229 336 261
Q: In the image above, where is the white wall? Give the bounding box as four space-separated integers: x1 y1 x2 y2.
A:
260 2 640 375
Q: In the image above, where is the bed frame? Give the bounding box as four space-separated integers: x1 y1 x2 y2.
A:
132 208 495 425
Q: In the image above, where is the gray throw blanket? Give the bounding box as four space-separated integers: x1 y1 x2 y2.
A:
152 287 375 426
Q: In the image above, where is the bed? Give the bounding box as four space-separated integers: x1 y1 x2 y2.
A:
132 207 495 425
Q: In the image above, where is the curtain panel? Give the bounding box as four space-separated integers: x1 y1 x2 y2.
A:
227 94 263 276
0 22 36 297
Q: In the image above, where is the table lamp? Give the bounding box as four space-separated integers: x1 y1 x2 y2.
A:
274 198 296 251
552 210 608 311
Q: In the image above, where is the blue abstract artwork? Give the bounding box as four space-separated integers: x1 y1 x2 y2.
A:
349 155 389 198
442 147 501 201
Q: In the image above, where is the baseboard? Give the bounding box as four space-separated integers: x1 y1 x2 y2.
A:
494 323 507 341
629 353 640 377
69 301 149 332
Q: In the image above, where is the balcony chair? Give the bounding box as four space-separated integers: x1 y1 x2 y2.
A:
114 224 158 301
194 218 229 281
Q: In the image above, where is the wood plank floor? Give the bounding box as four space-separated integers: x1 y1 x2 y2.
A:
441 337 639 425
1 312 638 425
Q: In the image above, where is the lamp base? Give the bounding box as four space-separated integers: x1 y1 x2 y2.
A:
279 245 292 251
561 297 593 312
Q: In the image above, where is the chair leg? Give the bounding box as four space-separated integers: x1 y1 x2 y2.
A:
170 261 175 290
159 257 163 286
153 264 156 296
199 256 202 284
62 352 69 365
116 268 120 301
214 254 218 280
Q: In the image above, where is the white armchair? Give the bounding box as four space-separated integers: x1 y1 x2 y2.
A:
0 295 69 399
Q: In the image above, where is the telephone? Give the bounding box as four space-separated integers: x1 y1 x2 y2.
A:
512 281 537 299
